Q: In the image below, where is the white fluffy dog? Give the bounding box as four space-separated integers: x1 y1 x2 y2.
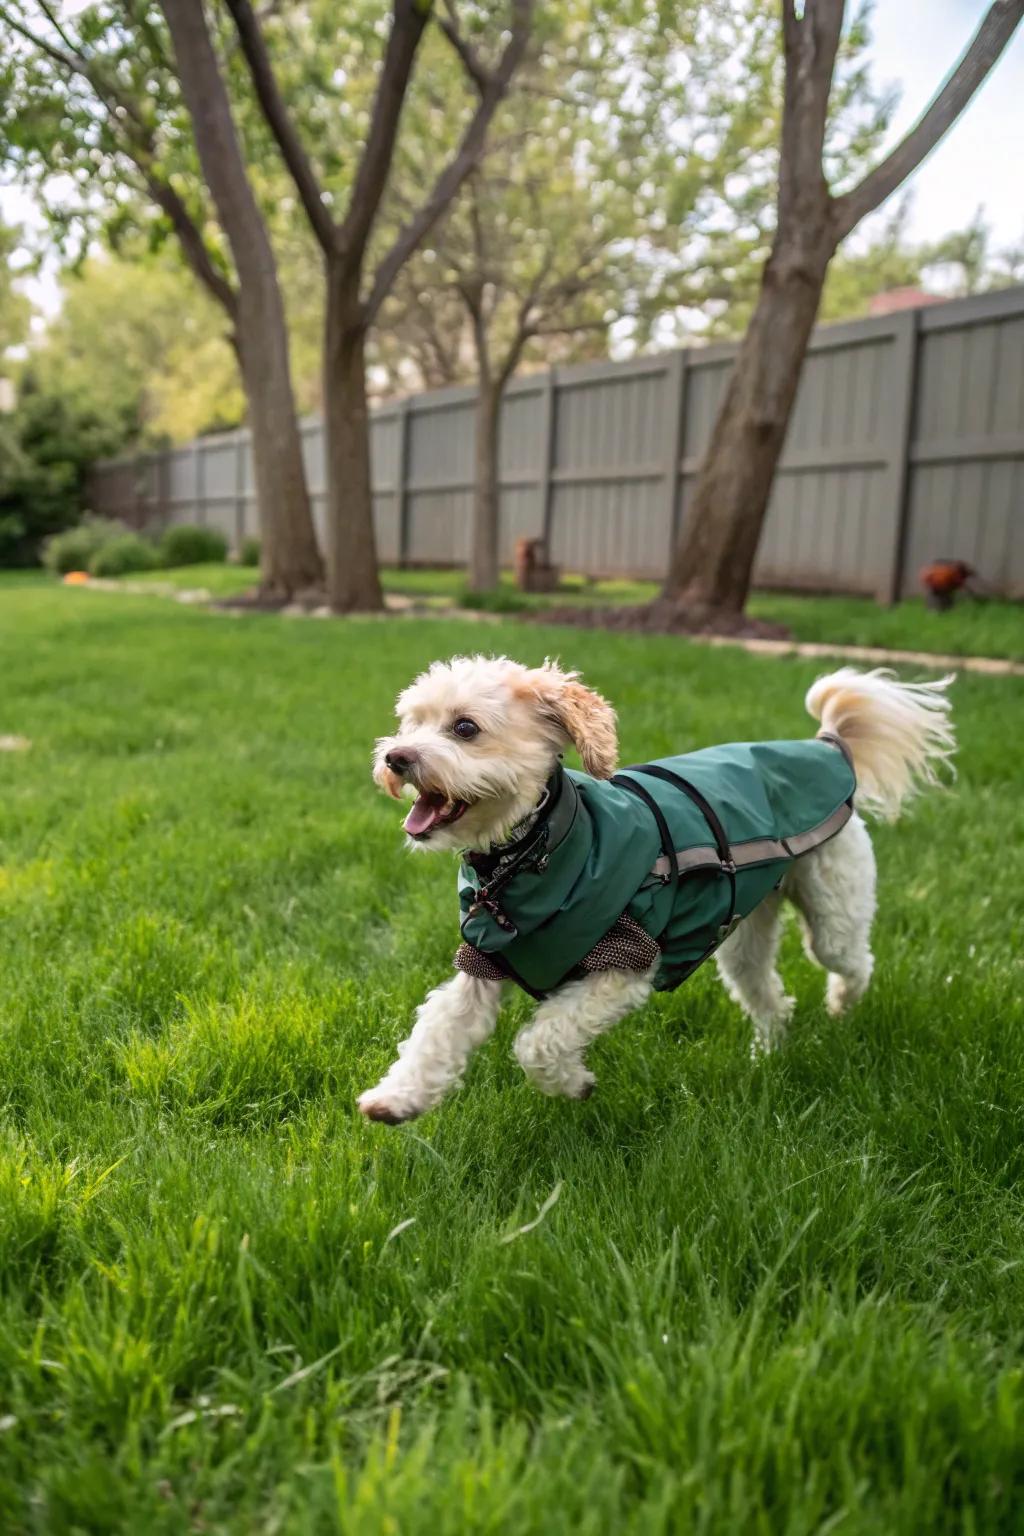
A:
359 658 954 1124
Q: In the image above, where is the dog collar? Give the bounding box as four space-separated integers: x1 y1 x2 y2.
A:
460 767 579 931
464 765 575 877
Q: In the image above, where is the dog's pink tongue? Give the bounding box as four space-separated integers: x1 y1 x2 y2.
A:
404 791 445 837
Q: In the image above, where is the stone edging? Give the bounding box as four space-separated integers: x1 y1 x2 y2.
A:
69 580 1024 675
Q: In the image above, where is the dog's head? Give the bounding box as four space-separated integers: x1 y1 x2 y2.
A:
373 654 618 851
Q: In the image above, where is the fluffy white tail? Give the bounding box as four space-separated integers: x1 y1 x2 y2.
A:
806 667 955 820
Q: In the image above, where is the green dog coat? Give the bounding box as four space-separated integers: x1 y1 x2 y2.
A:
456 735 855 998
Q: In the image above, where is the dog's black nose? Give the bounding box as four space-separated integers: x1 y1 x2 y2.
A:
385 749 416 775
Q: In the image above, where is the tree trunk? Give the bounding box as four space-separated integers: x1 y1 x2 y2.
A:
662 228 834 615
323 269 384 613
661 0 1024 621
159 0 322 601
235 315 322 598
470 380 501 591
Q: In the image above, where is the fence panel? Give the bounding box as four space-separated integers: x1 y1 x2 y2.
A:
403 391 475 564
681 320 909 599
86 285 1024 600
902 292 1024 598
497 380 546 561
370 409 402 564
548 357 674 577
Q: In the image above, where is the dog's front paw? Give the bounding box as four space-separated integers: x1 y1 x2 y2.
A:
357 1084 424 1125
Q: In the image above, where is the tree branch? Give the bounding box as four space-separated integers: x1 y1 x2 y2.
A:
0 1 238 315
436 0 488 95
223 0 334 251
495 288 536 389
337 0 433 280
5 3 153 138
832 0 1024 239
526 316 611 339
365 0 533 323
466 287 491 386
121 0 177 74
466 170 488 282
33 0 85 60
778 0 844 228
141 169 238 315
1 4 79 73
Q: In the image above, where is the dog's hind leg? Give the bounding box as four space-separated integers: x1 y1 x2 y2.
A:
715 892 793 1054
785 814 877 1017
514 966 656 1100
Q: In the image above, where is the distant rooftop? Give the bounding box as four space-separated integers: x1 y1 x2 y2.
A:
868 287 948 316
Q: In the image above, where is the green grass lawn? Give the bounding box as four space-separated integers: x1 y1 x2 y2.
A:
100 561 263 598
103 562 1024 660
2 583 1024 1533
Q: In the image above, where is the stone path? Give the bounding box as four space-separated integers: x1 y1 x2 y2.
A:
690 634 1024 678
72 579 1024 676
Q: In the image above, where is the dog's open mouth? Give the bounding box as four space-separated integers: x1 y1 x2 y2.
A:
403 791 469 839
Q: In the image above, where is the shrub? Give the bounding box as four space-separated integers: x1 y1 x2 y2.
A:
0 373 138 568
43 515 128 575
458 586 530 614
88 533 160 577
159 523 228 567
239 535 261 567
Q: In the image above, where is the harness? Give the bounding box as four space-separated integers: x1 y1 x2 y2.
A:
458 735 856 999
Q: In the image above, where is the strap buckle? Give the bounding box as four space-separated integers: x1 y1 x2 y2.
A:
467 892 518 934
717 913 743 942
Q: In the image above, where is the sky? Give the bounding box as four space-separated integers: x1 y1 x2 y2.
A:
2 0 1023 323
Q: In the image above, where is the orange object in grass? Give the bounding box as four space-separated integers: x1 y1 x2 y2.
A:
63 571 90 584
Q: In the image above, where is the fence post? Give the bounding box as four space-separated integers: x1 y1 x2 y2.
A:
662 349 688 563
158 449 169 533
147 453 156 526
134 453 146 529
235 435 247 552
877 309 919 605
194 440 206 527
395 399 412 568
538 370 557 549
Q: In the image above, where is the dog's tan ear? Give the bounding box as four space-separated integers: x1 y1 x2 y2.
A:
526 662 618 778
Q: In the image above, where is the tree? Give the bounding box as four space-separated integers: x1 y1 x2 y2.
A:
819 199 929 319
155 0 324 597
397 123 629 591
29 254 244 443
0 219 31 371
662 0 1024 620
0 0 323 598
616 0 897 348
225 0 533 612
387 0 898 591
462 168 622 591
372 275 472 395
923 208 1024 296
817 201 1024 321
380 2 759 590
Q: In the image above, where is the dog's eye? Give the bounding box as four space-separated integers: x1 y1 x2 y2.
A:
452 717 480 739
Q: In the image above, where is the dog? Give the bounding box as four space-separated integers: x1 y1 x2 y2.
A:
359 657 954 1124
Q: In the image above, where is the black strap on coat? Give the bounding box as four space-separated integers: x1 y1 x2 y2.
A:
614 763 738 932
609 773 680 917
